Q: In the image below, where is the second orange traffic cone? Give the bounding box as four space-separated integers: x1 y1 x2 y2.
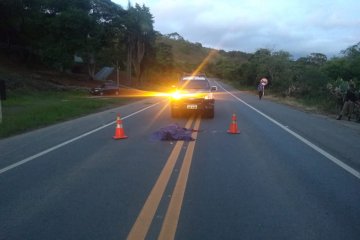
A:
227 113 240 134
113 114 128 139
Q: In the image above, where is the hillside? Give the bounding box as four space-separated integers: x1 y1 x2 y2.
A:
0 31 250 94
157 35 213 71
155 33 250 79
0 54 101 94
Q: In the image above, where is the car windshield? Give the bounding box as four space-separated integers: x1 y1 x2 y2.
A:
179 80 210 89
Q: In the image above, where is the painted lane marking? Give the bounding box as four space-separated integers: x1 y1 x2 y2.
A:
0 102 160 175
158 115 201 240
127 117 195 240
217 82 360 180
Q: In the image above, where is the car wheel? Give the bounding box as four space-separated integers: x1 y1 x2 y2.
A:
204 109 214 119
171 109 181 118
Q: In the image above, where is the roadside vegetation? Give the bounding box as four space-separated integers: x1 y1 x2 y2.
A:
0 90 132 138
0 0 359 138
211 47 360 114
155 33 360 115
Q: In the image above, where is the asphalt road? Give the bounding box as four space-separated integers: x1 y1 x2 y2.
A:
1 80 360 240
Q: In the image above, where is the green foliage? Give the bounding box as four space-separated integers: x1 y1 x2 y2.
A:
123 3 155 85
155 42 173 71
234 49 293 92
0 0 26 45
0 90 131 138
322 43 360 82
153 34 216 77
39 7 94 70
1 0 359 115
0 0 155 82
342 42 360 81
322 57 348 80
295 65 330 97
206 50 249 82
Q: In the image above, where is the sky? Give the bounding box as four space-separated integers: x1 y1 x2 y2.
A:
112 0 360 58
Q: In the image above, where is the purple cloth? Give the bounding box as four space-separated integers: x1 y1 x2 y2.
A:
151 124 194 141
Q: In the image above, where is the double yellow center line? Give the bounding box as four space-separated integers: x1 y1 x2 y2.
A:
127 115 201 240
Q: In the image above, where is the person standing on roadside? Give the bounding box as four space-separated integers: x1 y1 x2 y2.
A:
337 83 357 120
257 82 264 100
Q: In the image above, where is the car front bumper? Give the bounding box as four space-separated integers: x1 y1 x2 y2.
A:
170 98 215 112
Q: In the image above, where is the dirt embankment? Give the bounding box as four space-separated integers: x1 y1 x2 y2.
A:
0 54 111 93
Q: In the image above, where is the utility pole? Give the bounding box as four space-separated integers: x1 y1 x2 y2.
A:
117 60 119 87
0 99 2 124
0 80 6 124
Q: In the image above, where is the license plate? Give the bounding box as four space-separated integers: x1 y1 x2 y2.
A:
187 104 197 109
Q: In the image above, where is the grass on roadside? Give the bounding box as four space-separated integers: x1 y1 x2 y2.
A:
0 90 134 139
231 82 340 116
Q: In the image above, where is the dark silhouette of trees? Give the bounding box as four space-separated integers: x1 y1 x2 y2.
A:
0 0 156 82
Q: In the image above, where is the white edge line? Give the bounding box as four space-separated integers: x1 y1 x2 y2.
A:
216 81 360 180
0 102 160 175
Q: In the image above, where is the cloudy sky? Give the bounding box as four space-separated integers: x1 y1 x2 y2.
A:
112 0 360 58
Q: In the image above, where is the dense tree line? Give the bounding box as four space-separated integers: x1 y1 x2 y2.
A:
150 33 211 85
0 0 155 84
1 0 359 111
207 42 360 111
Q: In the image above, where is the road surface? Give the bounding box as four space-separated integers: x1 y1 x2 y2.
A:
1 80 360 239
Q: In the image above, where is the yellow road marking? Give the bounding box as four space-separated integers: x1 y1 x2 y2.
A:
158 115 201 240
127 117 195 240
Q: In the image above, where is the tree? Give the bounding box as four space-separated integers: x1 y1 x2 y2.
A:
248 48 272 82
81 0 126 79
342 42 360 58
323 42 360 83
0 0 23 47
242 49 293 92
155 42 173 71
342 42 360 81
124 3 155 85
41 7 94 71
323 57 349 81
307 53 327 66
165 32 184 41
266 50 293 91
0 0 130 79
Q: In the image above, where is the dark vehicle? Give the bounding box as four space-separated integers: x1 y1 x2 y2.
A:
90 81 120 96
170 75 217 118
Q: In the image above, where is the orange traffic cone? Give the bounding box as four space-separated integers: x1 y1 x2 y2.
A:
113 114 128 139
227 113 240 134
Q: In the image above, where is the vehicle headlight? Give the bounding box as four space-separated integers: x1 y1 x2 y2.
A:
204 93 213 100
171 91 182 100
